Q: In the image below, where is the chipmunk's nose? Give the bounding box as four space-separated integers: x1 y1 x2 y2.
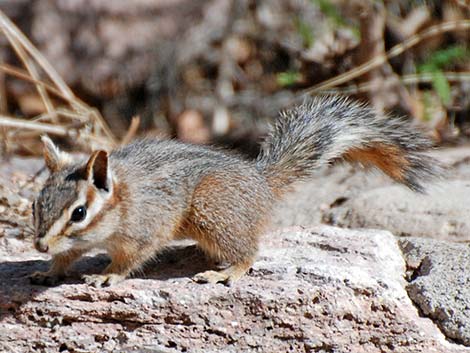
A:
34 239 49 253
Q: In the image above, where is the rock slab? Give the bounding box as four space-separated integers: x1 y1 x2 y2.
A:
324 181 470 242
0 226 467 353
400 237 470 346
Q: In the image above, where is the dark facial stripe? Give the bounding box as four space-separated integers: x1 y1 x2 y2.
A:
75 181 125 236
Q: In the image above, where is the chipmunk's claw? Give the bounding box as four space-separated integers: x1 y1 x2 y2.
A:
82 274 125 288
29 271 63 286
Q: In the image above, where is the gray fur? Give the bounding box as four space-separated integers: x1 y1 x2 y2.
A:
256 95 442 192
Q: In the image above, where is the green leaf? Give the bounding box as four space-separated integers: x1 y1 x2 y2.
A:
418 45 469 72
294 17 315 48
416 45 468 105
422 91 433 122
311 0 347 27
431 70 451 105
277 71 302 87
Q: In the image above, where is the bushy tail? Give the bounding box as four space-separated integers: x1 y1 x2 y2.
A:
255 96 442 194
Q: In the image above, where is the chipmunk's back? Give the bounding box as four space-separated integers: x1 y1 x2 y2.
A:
109 138 258 186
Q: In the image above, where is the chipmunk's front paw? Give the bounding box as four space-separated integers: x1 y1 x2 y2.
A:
83 273 125 288
29 271 63 286
192 270 230 285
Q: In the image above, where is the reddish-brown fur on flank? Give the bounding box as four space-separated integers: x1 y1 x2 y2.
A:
344 143 409 183
180 172 270 265
265 177 295 199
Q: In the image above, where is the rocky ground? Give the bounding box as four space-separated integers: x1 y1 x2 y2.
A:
0 146 469 352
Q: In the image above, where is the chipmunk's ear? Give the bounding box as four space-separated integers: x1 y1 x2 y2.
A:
41 135 72 172
86 150 111 192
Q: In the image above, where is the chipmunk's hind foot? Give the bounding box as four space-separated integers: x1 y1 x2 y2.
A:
82 273 125 288
192 261 252 286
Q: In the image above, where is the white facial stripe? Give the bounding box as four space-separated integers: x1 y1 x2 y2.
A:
43 214 68 241
42 187 87 244
68 192 107 232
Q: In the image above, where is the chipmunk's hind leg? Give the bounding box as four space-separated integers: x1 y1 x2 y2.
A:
186 171 271 285
187 220 259 285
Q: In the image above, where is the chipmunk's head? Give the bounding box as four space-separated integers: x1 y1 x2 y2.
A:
32 136 114 255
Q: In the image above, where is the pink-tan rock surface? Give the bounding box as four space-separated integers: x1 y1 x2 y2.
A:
0 226 468 353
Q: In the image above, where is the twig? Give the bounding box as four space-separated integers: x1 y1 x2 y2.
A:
0 63 112 141
0 63 114 141
1 28 57 121
0 115 116 153
0 10 76 102
0 115 70 136
0 10 118 146
0 63 68 101
121 116 140 145
86 108 118 146
300 20 470 97
27 165 47 184
319 72 470 95
29 108 90 123
7 108 91 139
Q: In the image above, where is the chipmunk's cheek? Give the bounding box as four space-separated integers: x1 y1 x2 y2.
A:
63 227 74 237
48 236 73 255
47 236 60 253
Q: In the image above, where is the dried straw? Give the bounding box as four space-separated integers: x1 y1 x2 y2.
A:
0 10 118 154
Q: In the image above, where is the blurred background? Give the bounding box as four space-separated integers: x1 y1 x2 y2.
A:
0 0 469 157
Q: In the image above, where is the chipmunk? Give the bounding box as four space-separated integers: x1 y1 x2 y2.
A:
30 96 441 287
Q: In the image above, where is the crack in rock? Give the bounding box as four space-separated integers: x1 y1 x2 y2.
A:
399 238 470 347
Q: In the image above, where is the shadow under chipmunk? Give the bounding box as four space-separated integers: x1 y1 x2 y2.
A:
0 243 216 321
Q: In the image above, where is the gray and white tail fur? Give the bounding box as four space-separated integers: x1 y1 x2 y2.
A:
256 96 442 193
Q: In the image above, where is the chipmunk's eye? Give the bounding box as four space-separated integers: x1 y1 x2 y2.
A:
70 205 87 223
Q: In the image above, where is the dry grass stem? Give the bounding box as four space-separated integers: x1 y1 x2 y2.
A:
121 116 141 145
301 20 470 97
0 115 70 136
0 11 75 101
320 72 470 95
0 63 70 102
2 29 56 121
0 9 118 153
